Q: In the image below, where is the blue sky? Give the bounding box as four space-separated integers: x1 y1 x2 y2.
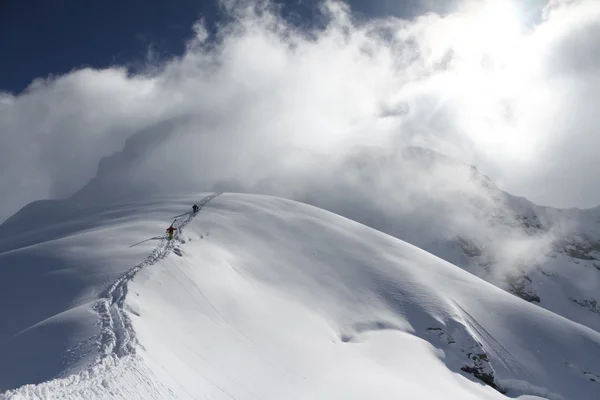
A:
1 0 435 94
1 0 216 93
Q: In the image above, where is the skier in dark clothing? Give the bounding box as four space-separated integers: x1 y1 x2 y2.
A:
166 225 177 240
192 204 199 214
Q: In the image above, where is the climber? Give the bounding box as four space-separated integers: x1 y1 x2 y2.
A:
166 225 177 240
192 204 199 214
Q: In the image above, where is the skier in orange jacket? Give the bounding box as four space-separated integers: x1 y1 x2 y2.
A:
166 225 177 240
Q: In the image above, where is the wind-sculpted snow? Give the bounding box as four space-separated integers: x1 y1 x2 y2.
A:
2 193 600 400
118 195 600 399
0 356 176 400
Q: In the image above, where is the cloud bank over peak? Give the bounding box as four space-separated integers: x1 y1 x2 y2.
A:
1 0 600 222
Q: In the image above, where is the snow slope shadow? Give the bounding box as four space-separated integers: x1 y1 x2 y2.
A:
0 248 101 391
0 193 220 395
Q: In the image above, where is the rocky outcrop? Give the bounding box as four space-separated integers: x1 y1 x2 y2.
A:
508 275 541 303
570 298 600 316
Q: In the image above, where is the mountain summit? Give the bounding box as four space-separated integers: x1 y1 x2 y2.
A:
1 134 600 399
2 193 600 400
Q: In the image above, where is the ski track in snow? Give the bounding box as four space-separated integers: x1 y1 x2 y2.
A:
1 193 221 400
95 192 221 359
454 302 528 378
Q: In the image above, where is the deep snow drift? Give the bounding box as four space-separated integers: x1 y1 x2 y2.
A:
1 193 600 400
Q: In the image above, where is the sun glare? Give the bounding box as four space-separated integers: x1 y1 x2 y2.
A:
442 1 535 159
454 0 524 64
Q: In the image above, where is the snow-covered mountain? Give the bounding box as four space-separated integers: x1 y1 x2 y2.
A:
2 192 600 400
291 145 600 336
391 148 600 336
2 126 600 399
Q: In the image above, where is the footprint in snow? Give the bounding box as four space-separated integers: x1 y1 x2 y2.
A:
173 248 183 257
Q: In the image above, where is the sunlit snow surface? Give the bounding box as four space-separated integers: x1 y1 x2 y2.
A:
1 193 600 400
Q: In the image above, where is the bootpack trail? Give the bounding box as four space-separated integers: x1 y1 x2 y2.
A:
95 192 222 360
0 193 222 400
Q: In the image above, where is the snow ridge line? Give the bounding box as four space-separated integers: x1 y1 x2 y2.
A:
0 196 222 400
94 192 222 360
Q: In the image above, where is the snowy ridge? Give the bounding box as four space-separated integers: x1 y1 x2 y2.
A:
3 192 600 399
95 192 221 359
1 193 221 400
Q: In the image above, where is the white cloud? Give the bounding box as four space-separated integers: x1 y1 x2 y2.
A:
1 0 599 227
